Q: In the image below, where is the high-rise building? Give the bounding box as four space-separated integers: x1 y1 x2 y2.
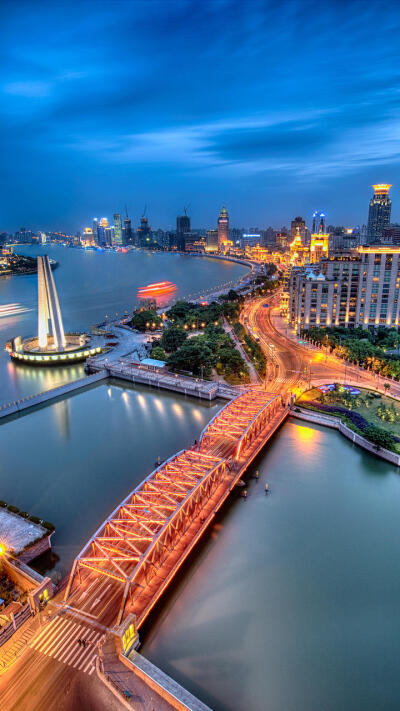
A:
123 216 133 245
113 214 123 245
312 211 326 234
206 229 219 252
289 246 400 331
367 184 392 243
291 217 306 243
218 206 229 253
309 233 329 263
136 216 151 247
177 213 190 251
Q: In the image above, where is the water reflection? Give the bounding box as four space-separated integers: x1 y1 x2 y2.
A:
53 399 70 440
142 421 400 711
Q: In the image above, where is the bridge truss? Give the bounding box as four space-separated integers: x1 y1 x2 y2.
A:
65 449 226 624
199 389 282 459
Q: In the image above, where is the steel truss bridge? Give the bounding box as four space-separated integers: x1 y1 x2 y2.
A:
65 389 287 628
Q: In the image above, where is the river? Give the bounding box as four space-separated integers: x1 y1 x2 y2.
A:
0 245 248 402
1 247 399 710
1 383 400 710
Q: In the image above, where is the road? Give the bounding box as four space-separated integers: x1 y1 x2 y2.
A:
0 608 122 711
241 292 400 400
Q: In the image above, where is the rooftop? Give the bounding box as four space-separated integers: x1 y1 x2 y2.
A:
0 509 47 555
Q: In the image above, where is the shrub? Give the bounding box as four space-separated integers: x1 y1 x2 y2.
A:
7 505 19 514
29 515 41 524
42 521 55 531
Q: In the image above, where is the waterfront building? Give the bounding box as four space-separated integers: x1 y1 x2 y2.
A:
288 246 400 331
206 229 218 252
113 213 123 245
217 206 230 253
367 184 392 243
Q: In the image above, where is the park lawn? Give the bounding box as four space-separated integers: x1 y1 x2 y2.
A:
298 386 400 440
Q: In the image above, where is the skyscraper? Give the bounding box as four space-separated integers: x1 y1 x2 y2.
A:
218 206 229 253
176 213 190 251
291 216 306 243
367 184 392 243
113 213 123 245
312 211 326 234
123 216 133 245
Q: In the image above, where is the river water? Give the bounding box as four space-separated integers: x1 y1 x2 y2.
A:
0 246 248 402
1 249 400 709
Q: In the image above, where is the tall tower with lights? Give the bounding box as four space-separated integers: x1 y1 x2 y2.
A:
367 184 392 243
218 206 229 253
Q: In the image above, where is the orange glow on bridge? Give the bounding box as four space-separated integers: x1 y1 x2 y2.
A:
65 389 287 627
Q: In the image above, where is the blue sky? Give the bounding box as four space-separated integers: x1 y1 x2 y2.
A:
1 0 400 232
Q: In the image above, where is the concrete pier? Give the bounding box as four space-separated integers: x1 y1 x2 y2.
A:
0 371 107 420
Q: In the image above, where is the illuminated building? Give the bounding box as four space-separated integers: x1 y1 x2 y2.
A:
367 184 392 243
289 245 400 331
206 229 218 252
312 211 326 234
291 216 306 242
38 255 66 349
81 227 95 246
309 233 329 263
113 214 123 245
218 206 229 253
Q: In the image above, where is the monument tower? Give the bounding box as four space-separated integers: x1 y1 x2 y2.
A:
37 255 66 350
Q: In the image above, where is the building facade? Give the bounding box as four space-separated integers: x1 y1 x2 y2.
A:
217 206 229 253
113 214 123 245
288 246 400 331
367 184 392 243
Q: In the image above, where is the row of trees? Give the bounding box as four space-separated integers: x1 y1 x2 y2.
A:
304 326 400 380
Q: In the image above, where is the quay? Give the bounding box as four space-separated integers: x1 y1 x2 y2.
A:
87 357 240 400
0 371 107 420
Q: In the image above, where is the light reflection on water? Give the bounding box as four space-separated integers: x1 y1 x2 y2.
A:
141 420 400 711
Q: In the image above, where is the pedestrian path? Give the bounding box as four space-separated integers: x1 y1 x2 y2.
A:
29 615 103 674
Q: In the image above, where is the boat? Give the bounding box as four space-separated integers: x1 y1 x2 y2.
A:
0 303 30 318
137 281 178 299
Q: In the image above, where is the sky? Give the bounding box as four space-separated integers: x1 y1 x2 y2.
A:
1 0 400 233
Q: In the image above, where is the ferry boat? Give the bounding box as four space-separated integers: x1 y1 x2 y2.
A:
137 281 178 299
0 303 30 318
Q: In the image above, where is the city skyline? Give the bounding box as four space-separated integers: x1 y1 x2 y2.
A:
2 0 400 231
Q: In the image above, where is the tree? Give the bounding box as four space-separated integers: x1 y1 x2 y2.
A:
167 338 214 377
150 346 166 361
364 424 395 451
160 326 187 352
130 310 162 331
384 382 391 393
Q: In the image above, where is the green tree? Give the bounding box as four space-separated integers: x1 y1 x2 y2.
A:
364 424 395 451
150 346 166 360
167 338 214 377
384 382 391 393
160 326 187 352
130 310 161 332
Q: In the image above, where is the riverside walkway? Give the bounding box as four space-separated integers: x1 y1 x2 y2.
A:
64 389 288 629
